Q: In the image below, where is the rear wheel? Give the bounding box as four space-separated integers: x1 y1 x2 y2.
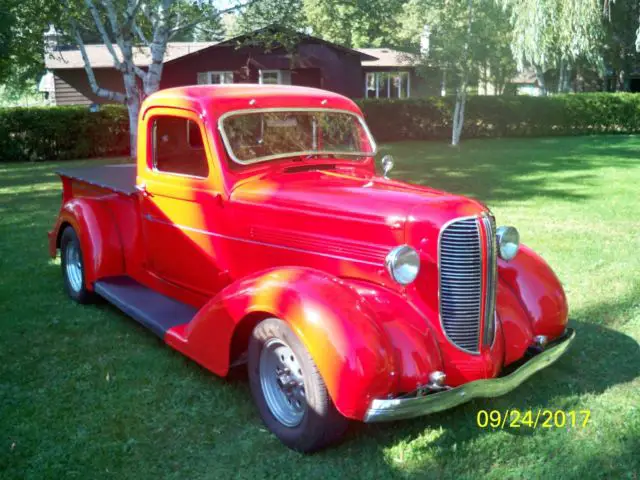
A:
248 317 348 452
60 227 95 304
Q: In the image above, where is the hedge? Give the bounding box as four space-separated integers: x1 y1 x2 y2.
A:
357 93 640 142
0 105 129 162
2 93 639 162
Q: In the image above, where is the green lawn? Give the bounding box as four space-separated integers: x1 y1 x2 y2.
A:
1 136 639 479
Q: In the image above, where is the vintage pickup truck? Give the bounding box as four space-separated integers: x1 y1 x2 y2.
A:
49 84 574 452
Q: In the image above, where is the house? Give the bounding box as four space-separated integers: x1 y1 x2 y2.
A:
43 27 425 106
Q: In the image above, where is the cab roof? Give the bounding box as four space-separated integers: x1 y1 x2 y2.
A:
141 84 363 119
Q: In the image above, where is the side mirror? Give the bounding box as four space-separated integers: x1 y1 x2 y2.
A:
381 155 394 178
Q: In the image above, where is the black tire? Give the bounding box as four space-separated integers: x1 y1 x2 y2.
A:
60 227 95 304
248 317 349 453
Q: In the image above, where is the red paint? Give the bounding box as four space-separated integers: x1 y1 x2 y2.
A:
48 85 569 421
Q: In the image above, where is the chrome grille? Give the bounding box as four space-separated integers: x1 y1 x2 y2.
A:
439 217 483 352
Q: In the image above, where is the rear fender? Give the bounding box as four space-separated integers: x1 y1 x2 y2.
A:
498 245 568 339
165 267 442 420
52 197 125 289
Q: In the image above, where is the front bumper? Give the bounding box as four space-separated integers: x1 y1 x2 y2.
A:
364 328 576 423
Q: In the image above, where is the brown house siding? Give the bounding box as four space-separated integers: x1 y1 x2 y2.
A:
53 74 92 106
160 43 366 99
52 69 125 106
47 39 408 106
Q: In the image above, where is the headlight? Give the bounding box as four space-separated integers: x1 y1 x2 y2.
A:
496 226 520 260
385 245 420 285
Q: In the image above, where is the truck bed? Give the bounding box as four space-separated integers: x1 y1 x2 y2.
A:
56 164 137 195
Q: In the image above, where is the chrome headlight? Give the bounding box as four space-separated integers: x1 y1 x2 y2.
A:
385 245 420 285
496 226 520 261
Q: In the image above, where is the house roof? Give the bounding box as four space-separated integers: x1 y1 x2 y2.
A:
358 48 420 68
45 26 378 70
45 42 217 70
162 26 378 66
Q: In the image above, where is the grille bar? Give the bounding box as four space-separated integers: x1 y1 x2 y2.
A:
482 215 498 346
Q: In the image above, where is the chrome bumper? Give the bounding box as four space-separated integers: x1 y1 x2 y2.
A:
364 328 576 423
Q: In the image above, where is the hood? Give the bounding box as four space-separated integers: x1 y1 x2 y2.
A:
231 168 488 235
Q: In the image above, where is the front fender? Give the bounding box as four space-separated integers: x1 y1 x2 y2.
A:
498 245 568 339
165 267 443 420
51 197 125 288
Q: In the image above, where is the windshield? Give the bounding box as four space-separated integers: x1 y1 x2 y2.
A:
219 109 376 165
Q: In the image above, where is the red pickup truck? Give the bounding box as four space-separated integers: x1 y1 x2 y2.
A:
49 84 574 452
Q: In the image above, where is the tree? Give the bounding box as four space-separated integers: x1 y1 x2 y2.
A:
302 0 406 48
400 0 515 145
601 0 640 90
0 0 61 95
227 0 307 36
57 0 251 158
500 0 605 94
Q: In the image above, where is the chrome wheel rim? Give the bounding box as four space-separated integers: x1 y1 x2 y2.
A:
64 241 83 293
259 338 307 427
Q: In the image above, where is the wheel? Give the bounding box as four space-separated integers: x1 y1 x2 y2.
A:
248 317 349 452
60 227 95 304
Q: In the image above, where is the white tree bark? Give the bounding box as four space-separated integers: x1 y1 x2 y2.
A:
451 77 468 146
451 0 473 146
71 20 126 103
70 0 174 159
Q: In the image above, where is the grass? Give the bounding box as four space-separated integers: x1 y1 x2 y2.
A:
1 136 639 479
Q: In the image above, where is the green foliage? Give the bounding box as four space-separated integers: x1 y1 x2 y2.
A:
0 105 129 162
4 94 639 163
500 0 605 75
0 0 61 92
302 0 406 48
357 93 640 141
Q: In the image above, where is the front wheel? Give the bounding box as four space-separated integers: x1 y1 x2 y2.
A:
248 317 348 452
60 227 95 304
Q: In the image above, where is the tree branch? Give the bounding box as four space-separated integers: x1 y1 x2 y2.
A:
84 0 124 71
133 64 147 80
102 0 127 54
70 19 126 103
133 21 149 45
123 0 142 25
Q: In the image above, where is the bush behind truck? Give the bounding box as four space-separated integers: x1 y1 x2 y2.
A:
2 93 640 162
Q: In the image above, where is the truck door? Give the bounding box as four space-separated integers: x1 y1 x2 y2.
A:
139 110 228 296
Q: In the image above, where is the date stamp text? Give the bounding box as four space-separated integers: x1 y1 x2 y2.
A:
476 409 591 429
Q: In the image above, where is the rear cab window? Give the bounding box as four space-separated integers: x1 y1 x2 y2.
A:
152 116 209 177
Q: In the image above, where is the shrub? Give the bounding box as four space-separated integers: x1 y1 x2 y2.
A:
1 93 639 163
0 105 129 162
357 93 640 142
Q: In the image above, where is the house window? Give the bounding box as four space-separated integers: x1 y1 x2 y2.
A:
197 71 234 85
259 70 292 85
365 71 411 98
152 116 209 178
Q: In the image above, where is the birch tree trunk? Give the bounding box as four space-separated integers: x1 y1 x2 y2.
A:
69 0 253 158
451 0 473 146
451 76 468 146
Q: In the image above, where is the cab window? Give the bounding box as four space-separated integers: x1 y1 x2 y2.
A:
152 116 208 177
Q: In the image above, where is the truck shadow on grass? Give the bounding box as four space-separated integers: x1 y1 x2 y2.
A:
352 285 640 476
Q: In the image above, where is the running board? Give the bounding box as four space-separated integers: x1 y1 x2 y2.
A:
94 276 198 338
